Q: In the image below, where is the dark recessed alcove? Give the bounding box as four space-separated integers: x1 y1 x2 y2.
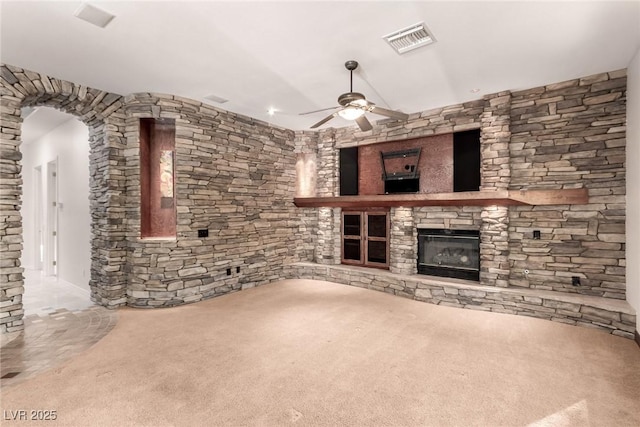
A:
453 129 481 192
339 147 359 196
384 179 420 194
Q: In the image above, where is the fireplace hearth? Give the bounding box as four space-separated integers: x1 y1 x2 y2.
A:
417 229 480 281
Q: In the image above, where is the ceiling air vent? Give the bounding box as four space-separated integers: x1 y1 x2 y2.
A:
204 94 229 104
383 22 435 55
74 3 115 28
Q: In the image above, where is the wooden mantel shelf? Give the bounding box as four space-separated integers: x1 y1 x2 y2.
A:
293 189 589 208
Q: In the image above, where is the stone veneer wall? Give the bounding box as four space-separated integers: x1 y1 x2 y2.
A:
286 262 636 339
0 63 629 333
1 64 128 333
293 131 319 263
508 71 627 298
309 95 518 288
302 69 627 300
0 64 314 331
123 93 310 307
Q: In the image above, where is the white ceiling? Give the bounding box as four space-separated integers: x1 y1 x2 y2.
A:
20 107 75 145
2 1 640 132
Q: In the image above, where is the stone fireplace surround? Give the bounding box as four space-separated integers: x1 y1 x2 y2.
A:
291 69 635 338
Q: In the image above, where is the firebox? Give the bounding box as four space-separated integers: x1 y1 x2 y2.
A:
417 229 480 281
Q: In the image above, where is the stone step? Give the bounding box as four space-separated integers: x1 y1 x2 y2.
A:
286 262 637 340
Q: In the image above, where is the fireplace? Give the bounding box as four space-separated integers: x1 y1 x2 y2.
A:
417 229 480 281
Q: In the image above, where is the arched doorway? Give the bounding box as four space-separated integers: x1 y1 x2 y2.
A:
0 64 128 333
19 107 93 315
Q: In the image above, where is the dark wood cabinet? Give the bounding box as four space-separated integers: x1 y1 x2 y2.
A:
341 209 389 268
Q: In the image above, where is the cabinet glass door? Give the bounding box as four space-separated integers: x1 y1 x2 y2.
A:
342 213 362 263
365 213 389 267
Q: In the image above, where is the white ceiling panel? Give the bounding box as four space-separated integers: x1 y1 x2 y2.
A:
2 1 639 131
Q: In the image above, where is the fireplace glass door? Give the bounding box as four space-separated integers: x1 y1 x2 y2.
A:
418 229 480 280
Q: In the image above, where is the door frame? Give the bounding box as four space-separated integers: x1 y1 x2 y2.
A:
45 159 58 277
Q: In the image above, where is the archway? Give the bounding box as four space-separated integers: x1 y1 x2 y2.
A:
0 64 128 333
20 107 94 314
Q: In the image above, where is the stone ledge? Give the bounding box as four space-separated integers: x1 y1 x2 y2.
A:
285 262 637 339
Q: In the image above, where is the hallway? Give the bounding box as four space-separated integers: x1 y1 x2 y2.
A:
22 268 94 316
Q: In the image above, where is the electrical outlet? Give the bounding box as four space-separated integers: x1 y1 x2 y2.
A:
236 266 240 273
226 268 231 276
533 230 541 239
198 229 209 238
572 276 581 286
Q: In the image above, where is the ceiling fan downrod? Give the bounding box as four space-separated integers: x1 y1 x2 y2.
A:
345 60 358 92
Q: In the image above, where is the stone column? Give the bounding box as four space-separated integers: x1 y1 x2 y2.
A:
314 129 340 264
88 113 129 307
480 91 511 191
0 98 25 333
480 206 510 287
389 207 416 275
478 91 512 287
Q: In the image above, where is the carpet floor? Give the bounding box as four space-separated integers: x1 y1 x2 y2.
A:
1 279 639 426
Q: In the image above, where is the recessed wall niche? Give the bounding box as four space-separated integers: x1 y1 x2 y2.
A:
336 131 481 196
295 153 317 197
140 118 176 238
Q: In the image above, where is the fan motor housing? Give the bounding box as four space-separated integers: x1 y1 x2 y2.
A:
338 92 366 106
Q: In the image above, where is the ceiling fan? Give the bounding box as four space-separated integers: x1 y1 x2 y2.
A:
302 60 409 132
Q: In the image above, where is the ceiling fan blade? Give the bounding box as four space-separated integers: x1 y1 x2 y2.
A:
310 113 337 129
369 105 409 121
299 106 338 116
355 115 373 132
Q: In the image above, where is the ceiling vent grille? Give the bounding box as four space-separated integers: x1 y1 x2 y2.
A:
74 3 115 29
204 94 229 104
383 23 435 54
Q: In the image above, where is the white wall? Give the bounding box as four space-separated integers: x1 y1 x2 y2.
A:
21 115 91 291
627 47 640 334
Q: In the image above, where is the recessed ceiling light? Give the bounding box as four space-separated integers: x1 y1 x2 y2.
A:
267 107 276 116
74 3 115 29
383 22 435 55
204 94 229 104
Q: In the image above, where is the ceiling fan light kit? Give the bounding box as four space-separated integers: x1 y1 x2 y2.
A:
307 60 409 132
338 107 365 121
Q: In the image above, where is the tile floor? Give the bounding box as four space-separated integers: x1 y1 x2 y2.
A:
22 269 94 316
1 269 118 388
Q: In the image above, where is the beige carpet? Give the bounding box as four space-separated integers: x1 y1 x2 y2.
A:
1 279 639 426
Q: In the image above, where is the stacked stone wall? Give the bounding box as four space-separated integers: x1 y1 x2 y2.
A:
287 262 636 339
508 70 626 298
293 131 319 262
389 207 415 275
123 93 309 306
332 100 484 148
0 64 127 333
0 62 631 335
307 69 627 300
